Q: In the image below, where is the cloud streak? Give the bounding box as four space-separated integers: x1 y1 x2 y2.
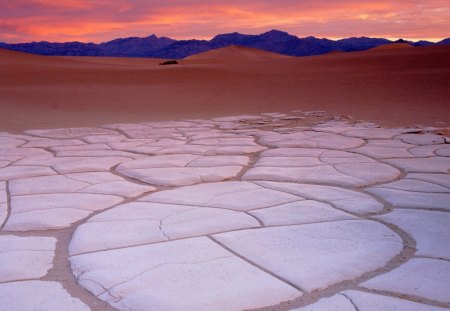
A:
1 0 449 43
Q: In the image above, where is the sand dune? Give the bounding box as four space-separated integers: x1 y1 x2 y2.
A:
370 42 413 50
184 45 291 64
1 45 449 132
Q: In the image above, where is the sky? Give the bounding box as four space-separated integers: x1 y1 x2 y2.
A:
1 0 449 43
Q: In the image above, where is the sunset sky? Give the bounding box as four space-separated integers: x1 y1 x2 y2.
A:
1 0 449 43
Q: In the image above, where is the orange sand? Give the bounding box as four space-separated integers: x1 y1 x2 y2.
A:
370 43 413 50
1 45 449 132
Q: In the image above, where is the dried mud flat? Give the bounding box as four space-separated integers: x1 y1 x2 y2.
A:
0 111 449 311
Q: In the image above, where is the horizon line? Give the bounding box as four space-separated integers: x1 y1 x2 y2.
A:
1 29 448 45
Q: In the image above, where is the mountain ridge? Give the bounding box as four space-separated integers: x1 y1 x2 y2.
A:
1 29 448 59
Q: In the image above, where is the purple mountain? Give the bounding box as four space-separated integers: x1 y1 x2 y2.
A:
0 30 448 59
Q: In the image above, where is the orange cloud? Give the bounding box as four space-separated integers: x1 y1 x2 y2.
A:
1 1 449 43
30 0 96 9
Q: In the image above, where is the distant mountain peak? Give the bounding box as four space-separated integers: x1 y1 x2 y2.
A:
438 38 450 45
212 31 246 39
1 30 448 59
261 29 294 37
264 29 289 34
258 29 297 44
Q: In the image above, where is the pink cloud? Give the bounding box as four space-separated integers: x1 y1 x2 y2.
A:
1 0 449 42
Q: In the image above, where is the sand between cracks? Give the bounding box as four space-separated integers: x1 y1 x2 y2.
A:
0 111 449 311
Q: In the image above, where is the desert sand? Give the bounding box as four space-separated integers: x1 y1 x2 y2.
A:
369 42 413 50
1 44 449 132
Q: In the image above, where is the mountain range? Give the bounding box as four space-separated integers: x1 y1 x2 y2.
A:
1 29 449 59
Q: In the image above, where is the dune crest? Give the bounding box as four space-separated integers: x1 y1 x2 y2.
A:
370 42 413 50
184 45 291 64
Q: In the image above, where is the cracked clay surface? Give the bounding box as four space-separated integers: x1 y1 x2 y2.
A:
0 111 449 310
